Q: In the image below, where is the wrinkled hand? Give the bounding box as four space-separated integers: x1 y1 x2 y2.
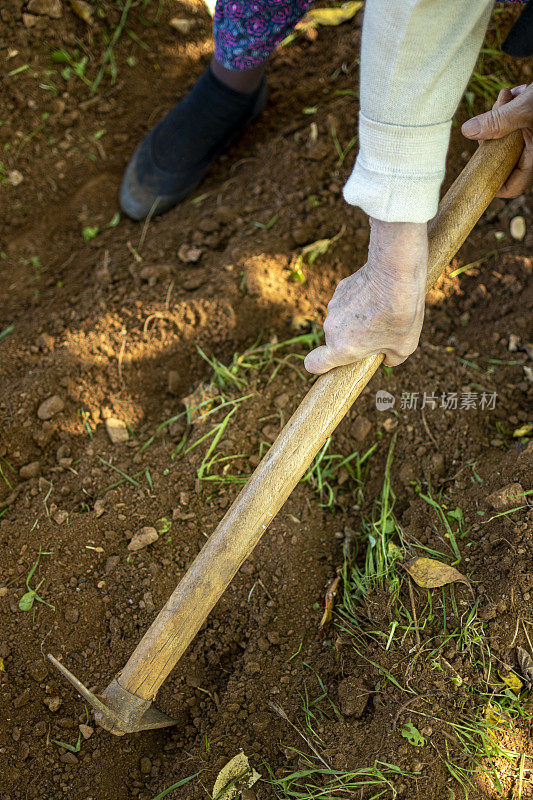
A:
305 219 428 374
462 83 533 198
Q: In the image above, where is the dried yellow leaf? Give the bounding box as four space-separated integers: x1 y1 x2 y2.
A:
485 704 506 726
498 669 523 695
403 557 470 589
212 753 260 800
513 423 532 438
306 2 363 26
319 574 341 630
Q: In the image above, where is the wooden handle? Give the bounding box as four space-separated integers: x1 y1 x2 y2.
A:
118 132 523 700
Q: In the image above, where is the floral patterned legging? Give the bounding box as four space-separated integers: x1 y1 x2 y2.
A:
214 0 315 69
213 0 527 71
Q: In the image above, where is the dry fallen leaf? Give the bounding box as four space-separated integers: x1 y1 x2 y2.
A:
498 669 523 695
319 574 341 630
517 646 533 688
305 1 363 26
485 704 508 727
212 752 260 800
513 423 532 438
403 557 471 590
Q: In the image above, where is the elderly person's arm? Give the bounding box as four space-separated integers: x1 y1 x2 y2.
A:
306 0 494 374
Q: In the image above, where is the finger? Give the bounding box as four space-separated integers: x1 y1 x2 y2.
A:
496 131 533 198
511 84 528 97
461 95 529 141
493 87 514 110
304 345 357 375
383 352 409 367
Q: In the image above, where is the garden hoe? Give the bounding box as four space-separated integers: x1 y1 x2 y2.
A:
49 132 523 735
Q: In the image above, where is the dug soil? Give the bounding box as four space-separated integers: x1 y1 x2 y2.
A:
0 3 532 799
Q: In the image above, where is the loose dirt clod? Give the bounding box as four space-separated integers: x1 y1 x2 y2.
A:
486 482 525 510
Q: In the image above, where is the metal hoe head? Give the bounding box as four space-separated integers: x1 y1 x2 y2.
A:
48 654 178 735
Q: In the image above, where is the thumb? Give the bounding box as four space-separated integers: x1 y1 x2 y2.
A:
462 100 522 141
304 345 346 375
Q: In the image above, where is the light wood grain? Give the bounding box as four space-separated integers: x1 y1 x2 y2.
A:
117 132 523 701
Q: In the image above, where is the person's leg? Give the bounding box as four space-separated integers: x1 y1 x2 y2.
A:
120 0 314 221
210 57 265 94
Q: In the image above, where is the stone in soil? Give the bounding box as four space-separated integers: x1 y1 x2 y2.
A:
79 724 94 739
27 0 63 16
60 752 78 765
94 498 105 517
105 417 129 444
128 527 159 551
37 395 64 420
167 370 181 395
178 244 202 263
486 482 525 510
19 462 41 479
351 415 372 442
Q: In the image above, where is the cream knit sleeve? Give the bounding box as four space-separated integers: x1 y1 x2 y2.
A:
343 0 494 222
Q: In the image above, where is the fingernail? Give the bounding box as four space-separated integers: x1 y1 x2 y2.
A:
462 119 481 137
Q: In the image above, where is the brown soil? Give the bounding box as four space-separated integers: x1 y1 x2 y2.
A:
0 3 532 800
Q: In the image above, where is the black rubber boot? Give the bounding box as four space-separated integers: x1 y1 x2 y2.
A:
119 67 267 221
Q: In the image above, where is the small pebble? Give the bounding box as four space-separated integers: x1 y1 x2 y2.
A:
486 482 525 511
60 751 78 765
37 395 64 420
105 418 129 444
93 498 105 517
27 0 63 17
508 333 520 352
167 370 181 395
170 17 193 34
8 170 23 187
128 527 159 552
510 215 526 241
79 724 94 739
178 244 202 263
19 462 41 480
